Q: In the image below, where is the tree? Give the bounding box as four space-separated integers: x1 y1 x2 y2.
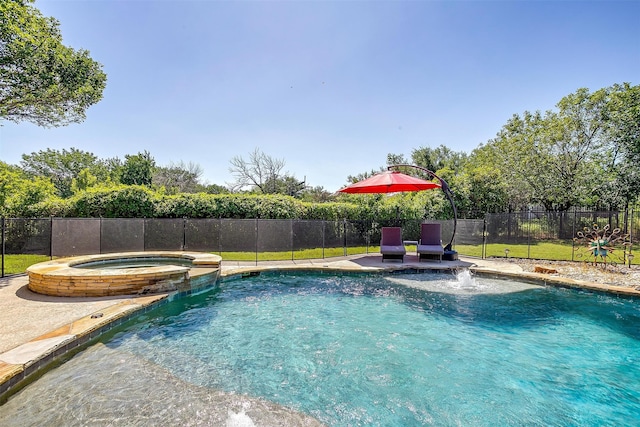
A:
70 168 98 193
20 147 102 197
605 83 640 158
153 161 204 194
200 183 230 194
0 0 107 127
453 162 509 216
265 175 306 197
96 156 123 185
479 87 619 211
411 145 468 174
0 160 56 215
386 153 410 167
228 148 302 195
345 168 385 185
0 161 24 210
120 151 155 187
300 185 336 203
602 83 640 207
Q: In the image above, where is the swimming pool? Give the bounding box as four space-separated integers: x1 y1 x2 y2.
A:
2 271 639 426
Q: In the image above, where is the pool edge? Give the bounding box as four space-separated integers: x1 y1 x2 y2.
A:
2 259 639 404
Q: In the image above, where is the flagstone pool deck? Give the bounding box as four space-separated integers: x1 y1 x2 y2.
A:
1 253 639 400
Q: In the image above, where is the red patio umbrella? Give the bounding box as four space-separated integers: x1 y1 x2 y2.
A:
338 170 441 194
338 165 457 257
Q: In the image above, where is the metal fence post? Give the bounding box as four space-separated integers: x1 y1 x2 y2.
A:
218 218 222 256
183 217 187 251
322 220 326 259
1 217 5 278
366 219 370 254
571 210 576 261
343 220 347 257
255 218 258 266
50 216 54 259
630 208 634 258
482 217 487 259
527 211 531 259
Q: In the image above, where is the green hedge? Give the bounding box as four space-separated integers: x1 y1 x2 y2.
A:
11 185 449 220
15 186 365 220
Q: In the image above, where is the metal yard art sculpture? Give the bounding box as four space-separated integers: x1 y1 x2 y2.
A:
574 223 632 268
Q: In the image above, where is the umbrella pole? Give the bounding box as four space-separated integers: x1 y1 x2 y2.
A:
388 164 458 252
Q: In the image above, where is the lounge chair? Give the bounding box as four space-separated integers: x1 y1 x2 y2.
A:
380 227 406 262
417 223 444 262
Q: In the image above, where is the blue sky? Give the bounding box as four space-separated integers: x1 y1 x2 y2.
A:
1 0 639 192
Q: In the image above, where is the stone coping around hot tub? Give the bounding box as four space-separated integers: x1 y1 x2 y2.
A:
26 251 222 297
30 251 222 271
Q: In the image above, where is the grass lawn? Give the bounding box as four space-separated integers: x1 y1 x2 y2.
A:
456 240 636 264
218 246 373 261
3 240 636 274
455 241 576 260
217 242 590 263
2 254 52 276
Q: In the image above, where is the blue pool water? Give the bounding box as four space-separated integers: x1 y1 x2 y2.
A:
2 271 640 426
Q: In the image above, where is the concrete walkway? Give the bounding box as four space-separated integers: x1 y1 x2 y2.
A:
0 275 148 355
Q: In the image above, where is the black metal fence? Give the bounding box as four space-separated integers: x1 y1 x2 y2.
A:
1 211 636 276
483 210 636 261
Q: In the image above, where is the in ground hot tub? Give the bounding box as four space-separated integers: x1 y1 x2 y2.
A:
26 251 222 297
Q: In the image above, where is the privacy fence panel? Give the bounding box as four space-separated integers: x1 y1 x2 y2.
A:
485 213 527 246
449 219 484 258
185 219 220 252
367 222 385 249
144 219 184 251
369 219 418 247
454 219 484 246
4 218 51 256
323 221 347 256
52 218 100 257
1 218 52 277
292 220 325 259
257 220 292 260
101 218 144 253
220 219 257 254
345 220 370 255
439 220 455 248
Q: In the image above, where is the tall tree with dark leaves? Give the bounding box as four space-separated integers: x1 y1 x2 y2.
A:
0 0 107 127
20 148 101 197
120 151 155 187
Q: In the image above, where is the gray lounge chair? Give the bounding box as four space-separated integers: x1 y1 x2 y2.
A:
417 223 444 262
380 227 406 262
